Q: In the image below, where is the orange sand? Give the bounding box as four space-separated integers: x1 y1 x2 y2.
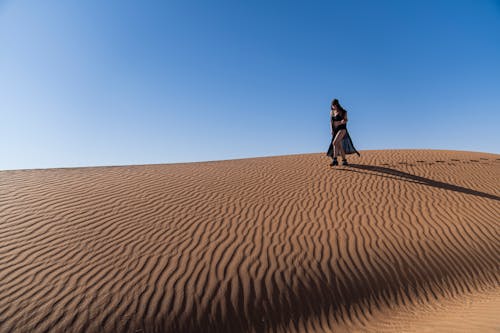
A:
0 149 498 332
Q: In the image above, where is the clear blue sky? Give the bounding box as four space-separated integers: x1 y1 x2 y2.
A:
1 0 499 170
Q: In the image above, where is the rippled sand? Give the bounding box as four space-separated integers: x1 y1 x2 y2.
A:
1 150 499 332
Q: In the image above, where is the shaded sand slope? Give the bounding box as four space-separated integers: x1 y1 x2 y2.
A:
0 150 499 332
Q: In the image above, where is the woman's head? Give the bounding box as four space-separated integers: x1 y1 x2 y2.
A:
331 99 339 111
331 98 346 115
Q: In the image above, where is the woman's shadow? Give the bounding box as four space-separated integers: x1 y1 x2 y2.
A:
339 164 500 201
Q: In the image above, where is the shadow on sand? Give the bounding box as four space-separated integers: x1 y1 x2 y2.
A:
338 164 500 201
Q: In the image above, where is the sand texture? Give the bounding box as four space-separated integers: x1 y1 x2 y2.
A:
0 149 499 332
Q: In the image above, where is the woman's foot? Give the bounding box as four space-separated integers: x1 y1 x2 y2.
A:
330 158 338 166
342 159 348 166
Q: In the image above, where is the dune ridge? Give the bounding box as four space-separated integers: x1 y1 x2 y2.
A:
0 149 499 332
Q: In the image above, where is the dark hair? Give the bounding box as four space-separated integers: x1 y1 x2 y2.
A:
331 98 347 117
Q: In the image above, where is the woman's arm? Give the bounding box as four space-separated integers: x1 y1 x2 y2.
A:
341 113 348 124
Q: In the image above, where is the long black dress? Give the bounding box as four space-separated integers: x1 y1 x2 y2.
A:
326 114 360 158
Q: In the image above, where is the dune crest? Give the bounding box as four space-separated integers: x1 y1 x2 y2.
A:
0 150 499 332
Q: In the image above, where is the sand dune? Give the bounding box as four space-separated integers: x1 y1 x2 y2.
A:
0 149 499 333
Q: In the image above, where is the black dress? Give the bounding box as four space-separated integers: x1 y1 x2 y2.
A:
326 114 360 157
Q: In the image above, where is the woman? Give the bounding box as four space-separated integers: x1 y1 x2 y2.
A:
326 99 360 166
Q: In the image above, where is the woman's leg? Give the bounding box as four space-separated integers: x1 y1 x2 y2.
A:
340 143 346 161
333 130 346 159
331 131 338 160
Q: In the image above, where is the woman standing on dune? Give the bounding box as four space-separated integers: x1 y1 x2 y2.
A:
327 98 360 166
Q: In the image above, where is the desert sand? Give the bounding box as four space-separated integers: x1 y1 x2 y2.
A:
0 149 499 333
